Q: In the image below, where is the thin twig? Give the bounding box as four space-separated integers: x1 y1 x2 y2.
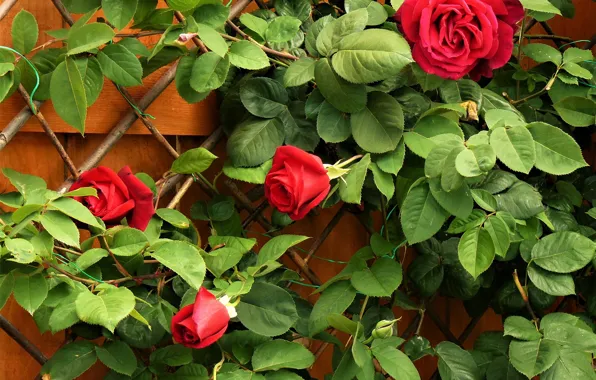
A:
0 0 17 21
524 34 574 42
513 269 538 323
0 104 34 152
167 176 193 209
224 20 299 61
17 85 79 178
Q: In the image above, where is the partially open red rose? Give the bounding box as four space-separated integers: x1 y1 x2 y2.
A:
69 166 154 230
396 0 524 80
265 146 331 221
171 288 230 349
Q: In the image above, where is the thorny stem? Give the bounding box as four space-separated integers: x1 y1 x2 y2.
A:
415 308 426 335
223 20 299 61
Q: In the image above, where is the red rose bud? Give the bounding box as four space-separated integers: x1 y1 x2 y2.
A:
395 0 524 80
265 146 331 221
69 166 155 230
171 288 230 349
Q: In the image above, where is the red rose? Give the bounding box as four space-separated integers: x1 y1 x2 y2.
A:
69 166 154 230
396 0 524 80
265 146 331 221
171 288 230 349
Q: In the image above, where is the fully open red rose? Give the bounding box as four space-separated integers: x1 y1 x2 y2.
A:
69 166 154 230
265 146 331 221
396 0 524 80
171 288 229 349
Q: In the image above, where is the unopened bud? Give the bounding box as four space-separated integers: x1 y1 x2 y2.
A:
372 319 397 339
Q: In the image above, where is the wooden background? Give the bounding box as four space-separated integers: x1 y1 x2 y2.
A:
0 0 595 378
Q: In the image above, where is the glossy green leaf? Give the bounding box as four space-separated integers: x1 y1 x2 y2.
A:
50 58 87 134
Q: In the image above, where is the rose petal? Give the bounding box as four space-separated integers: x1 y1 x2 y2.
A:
192 288 230 342
118 166 155 230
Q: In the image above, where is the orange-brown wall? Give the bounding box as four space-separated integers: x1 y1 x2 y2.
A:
0 0 594 379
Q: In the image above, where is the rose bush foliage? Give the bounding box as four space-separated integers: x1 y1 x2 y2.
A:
0 0 596 379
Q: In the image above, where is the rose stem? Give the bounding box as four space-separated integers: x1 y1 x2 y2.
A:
99 236 132 278
513 269 539 325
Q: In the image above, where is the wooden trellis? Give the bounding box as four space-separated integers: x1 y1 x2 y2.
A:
0 0 491 378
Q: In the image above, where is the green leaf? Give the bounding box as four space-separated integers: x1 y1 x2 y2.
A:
412 63 444 92
67 23 115 55
316 10 367 57
204 247 243 277
240 77 288 118
236 282 298 337
276 0 311 21
252 340 315 371
458 227 495 279
377 140 405 175
562 65 592 83
372 341 420 380
351 91 404 154
279 100 319 152
96 341 136 376
509 339 558 378
527 263 575 296
150 345 193 372
40 341 97 380
49 197 103 228
117 37 151 57
175 54 209 103
40 210 80 248
227 117 285 167
171 147 217 174
284 57 316 87
305 15 333 56
76 286 135 332
490 126 535 174
403 116 463 159
553 96 596 127
110 227 148 256
339 154 371 204
74 57 104 106
222 159 272 184
471 189 497 212
429 179 473 219
309 281 357 336
11 10 38 54
439 79 482 104
522 43 562 65
151 241 206 289
266 16 302 43
161 364 209 380
332 29 412 84
485 356 525 380
229 40 270 70
408 252 444 297
563 47 593 64
531 231 595 273
0 273 14 310
189 52 230 93
257 235 309 265
425 138 465 179
542 347 596 380
519 0 562 14
495 181 543 219
5 238 36 264
97 43 143 87
315 58 367 113
50 58 87 134
317 101 351 143
240 14 269 40
504 316 542 341
351 257 402 297
168 0 199 11
483 215 510 257
370 162 395 200
436 342 482 380
196 23 227 58
14 273 48 315
102 0 138 29
401 181 449 244
76 248 109 270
